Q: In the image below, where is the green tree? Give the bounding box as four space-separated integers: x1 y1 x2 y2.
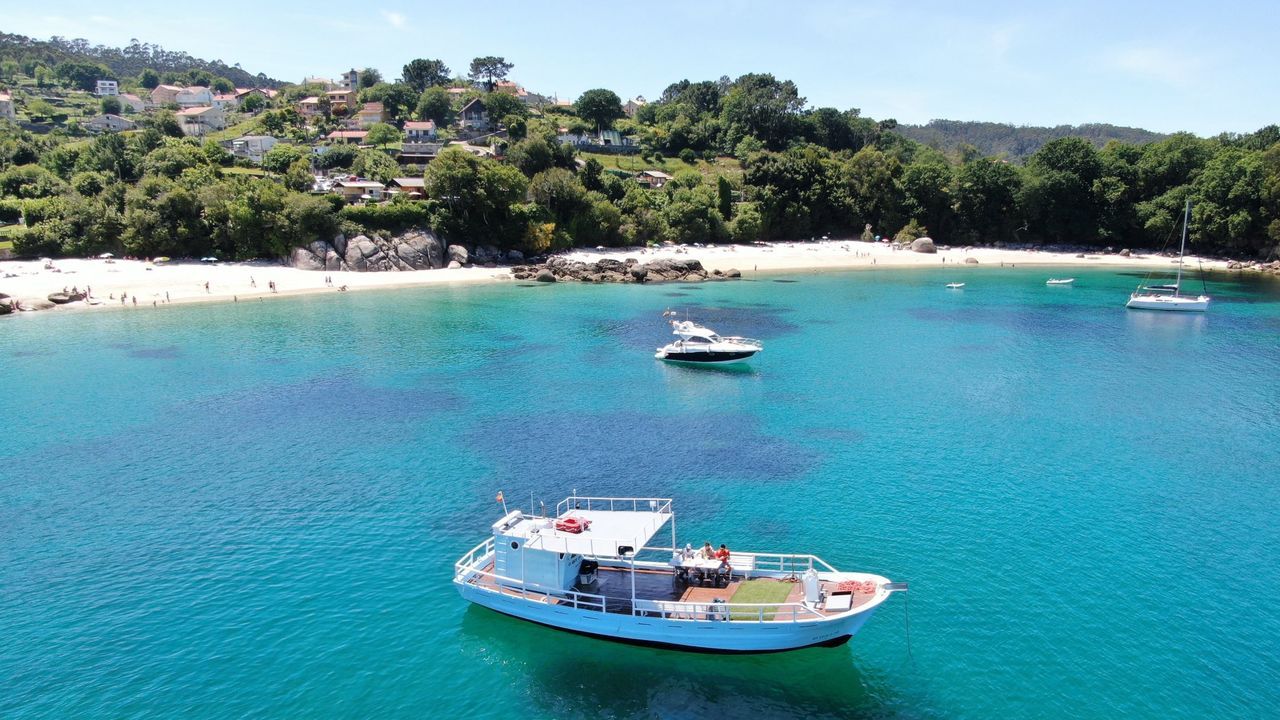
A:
240 93 266 113
720 73 805 150
402 58 451 93
507 136 557 177
138 68 160 89
954 158 1022 243
365 122 400 149
261 143 308 174
359 83 418 121
1020 137 1103 243
100 97 123 115
54 61 109 91
468 56 514 90
575 89 624 131
484 91 526 121
424 146 528 243
359 68 383 89
351 149 399 183
210 77 235 94
415 86 454 125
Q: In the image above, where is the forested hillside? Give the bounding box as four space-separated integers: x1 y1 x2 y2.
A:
0 33 278 89
897 120 1168 161
2 37 1278 262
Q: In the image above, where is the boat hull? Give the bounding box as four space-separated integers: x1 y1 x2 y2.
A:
655 350 758 364
455 581 880 653
1126 294 1210 312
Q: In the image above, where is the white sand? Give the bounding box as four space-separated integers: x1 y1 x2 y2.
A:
563 239 1228 275
0 258 512 313
1 240 1224 316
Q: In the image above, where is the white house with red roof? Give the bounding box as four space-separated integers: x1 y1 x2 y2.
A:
403 120 437 142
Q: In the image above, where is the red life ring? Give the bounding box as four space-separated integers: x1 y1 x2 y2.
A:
555 516 590 534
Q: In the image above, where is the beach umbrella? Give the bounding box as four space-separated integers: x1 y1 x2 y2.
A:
98 252 115 259
153 256 170 263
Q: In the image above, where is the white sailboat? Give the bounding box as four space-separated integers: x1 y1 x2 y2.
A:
1126 200 1210 312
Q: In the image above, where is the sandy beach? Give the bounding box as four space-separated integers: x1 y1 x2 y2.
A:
1 240 1226 316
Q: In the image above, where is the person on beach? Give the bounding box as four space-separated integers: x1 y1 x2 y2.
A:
251 276 257 288
165 291 170 302
132 297 136 306
204 282 210 293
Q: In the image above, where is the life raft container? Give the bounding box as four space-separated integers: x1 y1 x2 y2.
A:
555 516 591 534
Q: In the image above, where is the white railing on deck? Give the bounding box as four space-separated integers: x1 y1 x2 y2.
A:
638 547 836 574
556 496 673 516
632 598 824 622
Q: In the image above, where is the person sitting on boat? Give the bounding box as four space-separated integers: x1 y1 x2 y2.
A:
681 543 695 561
700 542 716 560
715 544 731 566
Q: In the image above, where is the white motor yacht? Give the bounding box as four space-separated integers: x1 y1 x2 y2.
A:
453 495 906 653
655 320 762 364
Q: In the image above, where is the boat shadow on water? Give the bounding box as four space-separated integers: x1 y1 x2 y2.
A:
658 361 760 377
457 608 912 719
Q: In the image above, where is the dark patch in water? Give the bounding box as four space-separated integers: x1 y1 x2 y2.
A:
772 279 799 283
9 349 51 358
465 411 818 495
658 362 759 377
517 283 548 288
128 345 183 360
662 292 689 297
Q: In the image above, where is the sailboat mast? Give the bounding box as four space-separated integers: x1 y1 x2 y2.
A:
1176 199 1190 295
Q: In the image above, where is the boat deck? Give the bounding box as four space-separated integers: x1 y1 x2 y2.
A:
467 564 875 620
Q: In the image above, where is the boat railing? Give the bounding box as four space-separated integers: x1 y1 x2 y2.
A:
632 598 825 622
556 496 674 516
639 547 836 575
715 335 763 348
454 537 496 577
456 561 610 613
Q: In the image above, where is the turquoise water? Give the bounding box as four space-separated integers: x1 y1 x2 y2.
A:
3 267 1279 719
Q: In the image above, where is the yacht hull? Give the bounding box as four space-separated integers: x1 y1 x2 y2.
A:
455 581 880 653
1126 295 1210 312
655 350 758 364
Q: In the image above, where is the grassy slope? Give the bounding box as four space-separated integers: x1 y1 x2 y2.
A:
578 151 743 179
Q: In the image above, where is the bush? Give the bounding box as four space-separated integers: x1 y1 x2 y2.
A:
339 200 432 232
0 199 23 224
679 148 697 164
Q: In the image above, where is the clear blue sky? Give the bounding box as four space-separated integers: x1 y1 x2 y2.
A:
5 0 1276 136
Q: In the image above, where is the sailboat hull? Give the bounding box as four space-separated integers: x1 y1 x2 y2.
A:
1126 294 1210 312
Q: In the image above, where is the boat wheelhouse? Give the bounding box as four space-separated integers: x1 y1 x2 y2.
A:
453 495 905 653
655 320 762 364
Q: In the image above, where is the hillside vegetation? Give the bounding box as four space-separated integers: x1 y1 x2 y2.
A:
1 35 1278 262
897 120 1168 162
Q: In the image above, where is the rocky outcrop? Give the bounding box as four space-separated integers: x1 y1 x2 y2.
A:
288 230 446 272
0 298 12 315
448 244 469 266
511 256 722 284
910 237 937 254
1227 259 1280 275
47 291 85 304
964 257 979 264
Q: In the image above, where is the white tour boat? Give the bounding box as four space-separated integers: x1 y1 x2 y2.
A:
454 495 906 653
655 320 762 364
1126 200 1210 312
1046 278 1075 285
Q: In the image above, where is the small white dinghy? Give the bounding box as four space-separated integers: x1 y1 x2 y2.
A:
1046 278 1075 285
945 282 965 289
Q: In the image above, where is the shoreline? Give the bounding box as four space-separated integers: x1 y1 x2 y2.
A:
0 240 1238 317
